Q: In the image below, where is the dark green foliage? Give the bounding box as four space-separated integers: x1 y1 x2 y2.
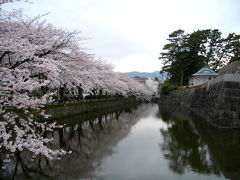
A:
85 94 106 100
62 95 79 101
159 29 240 85
225 33 240 63
161 82 176 95
84 94 123 100
51 94 59 101
50 94 124 103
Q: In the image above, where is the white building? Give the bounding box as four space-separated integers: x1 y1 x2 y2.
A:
188 67 218 86
133 76 148 84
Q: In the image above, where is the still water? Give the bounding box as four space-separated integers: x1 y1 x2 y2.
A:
1 103 240 180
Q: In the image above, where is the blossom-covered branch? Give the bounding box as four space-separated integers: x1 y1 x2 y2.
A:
0 2 153 168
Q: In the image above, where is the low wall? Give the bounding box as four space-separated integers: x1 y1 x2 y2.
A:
159 74 240 128
46 97 138 120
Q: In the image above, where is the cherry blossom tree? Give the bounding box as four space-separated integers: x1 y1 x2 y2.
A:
0 7 76 169
0 2 153 168
0 0 20 5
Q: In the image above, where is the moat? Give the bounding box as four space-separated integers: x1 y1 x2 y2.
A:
1 103 240 180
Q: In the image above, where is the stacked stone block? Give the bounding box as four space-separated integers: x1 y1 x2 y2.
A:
159 74 240 128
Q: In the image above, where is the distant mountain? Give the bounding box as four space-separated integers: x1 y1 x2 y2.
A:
127 71 168 79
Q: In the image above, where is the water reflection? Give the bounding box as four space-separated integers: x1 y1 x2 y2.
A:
1 103 240 180
1 104 155 180
159 104 240 180
160 108 220 175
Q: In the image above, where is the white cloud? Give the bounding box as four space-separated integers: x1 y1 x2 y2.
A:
3 0 240 72
114 54 161 72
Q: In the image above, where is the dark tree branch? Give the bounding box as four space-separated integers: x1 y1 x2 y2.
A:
0 51 10 61
9 58 33 69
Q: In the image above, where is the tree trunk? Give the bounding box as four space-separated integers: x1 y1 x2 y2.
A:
180 70 183 86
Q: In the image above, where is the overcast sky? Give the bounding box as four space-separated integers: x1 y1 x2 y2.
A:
3 0 240 72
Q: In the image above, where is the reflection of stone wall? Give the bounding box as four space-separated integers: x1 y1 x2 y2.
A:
160 74 240 128
196 124 240 180
158 104 240 180
159 104 221 176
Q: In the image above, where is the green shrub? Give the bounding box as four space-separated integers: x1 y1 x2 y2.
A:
161 82 176 95
51 94 59 101
85 94 122 100
176 86 186 91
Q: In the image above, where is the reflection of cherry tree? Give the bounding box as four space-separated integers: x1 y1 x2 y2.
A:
0 1 153 168
3 104 155 179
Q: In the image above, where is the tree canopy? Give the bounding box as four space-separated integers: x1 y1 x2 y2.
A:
159 29 240 85
0 2 153 168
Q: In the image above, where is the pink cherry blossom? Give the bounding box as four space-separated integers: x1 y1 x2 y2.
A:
0 1 153 168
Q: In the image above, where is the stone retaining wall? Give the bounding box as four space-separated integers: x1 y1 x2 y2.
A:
46 97 138 120
159 74 240 128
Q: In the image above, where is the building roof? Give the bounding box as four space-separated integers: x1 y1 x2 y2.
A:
191 67 218 76
133 76 148 84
